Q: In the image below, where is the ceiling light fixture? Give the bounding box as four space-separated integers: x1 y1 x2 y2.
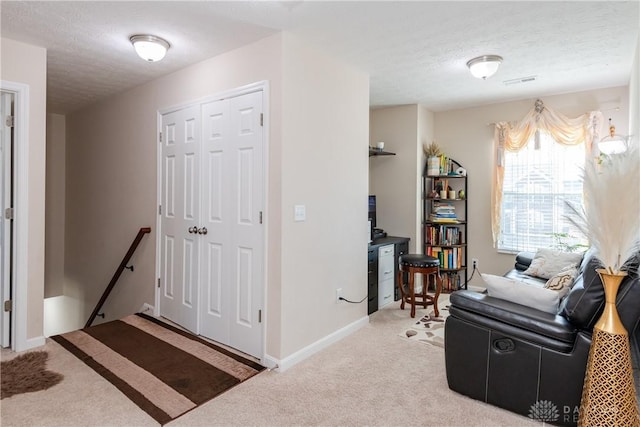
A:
130 34 170 62
599 118 629 154
466 55 503 80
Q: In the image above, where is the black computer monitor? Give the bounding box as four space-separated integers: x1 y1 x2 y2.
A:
368 195 377 229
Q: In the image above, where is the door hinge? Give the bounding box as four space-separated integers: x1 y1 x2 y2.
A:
5 116 14 127
260 113 263 127
4 207 13 220
4 300 12 312
157 278 161 288
258 309 262 323
158 205 162 215
259 211 263 224
159 131 162 143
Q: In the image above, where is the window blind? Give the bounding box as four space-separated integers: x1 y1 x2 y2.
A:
498 133 588 253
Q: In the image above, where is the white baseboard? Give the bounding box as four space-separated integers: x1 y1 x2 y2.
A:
261 355 279 370
263 315 369 372
138 303 155 314
15 335 46 352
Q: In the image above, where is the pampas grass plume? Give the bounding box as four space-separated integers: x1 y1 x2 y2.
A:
566 143 640 273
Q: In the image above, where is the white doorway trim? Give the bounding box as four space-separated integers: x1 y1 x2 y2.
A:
1 80 41 351
155 80 270 362
0 90 12 348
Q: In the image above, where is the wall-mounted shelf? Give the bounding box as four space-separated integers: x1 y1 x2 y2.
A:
369 148 396 157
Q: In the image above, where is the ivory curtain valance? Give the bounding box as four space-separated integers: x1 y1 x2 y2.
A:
491 99 603 247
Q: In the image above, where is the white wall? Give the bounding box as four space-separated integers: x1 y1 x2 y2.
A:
65 34 284 355
279 33 370 357
434 87 630 284
417 106 435 252
0 38 47 345
629 35 639 146
45 113 66 298
65 32 370 363
369 105 435 253
369 105 420 251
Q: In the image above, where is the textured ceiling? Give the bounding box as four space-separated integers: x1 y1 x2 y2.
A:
1 1 639 114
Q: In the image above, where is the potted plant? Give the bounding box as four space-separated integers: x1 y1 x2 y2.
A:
424 141 441 176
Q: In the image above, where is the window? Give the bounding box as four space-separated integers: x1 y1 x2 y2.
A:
498 133 588 253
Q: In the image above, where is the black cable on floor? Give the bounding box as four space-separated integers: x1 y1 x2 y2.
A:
339 296 367 304
345 266 482 305
458 265 481 290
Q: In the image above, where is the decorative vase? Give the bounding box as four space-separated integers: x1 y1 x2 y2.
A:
427 156 440 176
578 269 640 427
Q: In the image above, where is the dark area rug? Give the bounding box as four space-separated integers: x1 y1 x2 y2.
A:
52 313 265 425
1 351 63 399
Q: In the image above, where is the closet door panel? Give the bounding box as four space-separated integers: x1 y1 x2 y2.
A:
227 91 264 358
199 99 231 344
160 105 200 333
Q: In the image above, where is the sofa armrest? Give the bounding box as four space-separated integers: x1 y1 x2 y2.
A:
450 290 578 347
515 251 535 271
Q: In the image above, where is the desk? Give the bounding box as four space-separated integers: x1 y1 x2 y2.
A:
368 236 410 314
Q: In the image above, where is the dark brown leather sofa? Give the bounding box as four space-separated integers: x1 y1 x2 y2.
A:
444 250 640 426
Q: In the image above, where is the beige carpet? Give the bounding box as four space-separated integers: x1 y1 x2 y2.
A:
1 300 538 427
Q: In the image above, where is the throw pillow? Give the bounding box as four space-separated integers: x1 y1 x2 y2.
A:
482 273 561 314
524 249 583 280
544 265 578 298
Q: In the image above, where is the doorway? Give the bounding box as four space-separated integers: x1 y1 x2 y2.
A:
158 85 266 360
0 81 43 352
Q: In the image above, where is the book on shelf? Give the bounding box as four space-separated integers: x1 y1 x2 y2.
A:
431 155 459 176
432 201 455 211
429 217 460 224
426 246 463 269
441 272 462 292
429 201 458 222
425 225 462 245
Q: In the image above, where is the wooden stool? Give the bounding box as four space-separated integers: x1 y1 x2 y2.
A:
397 254 442 318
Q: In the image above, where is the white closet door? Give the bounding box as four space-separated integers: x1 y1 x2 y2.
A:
199 98 231 344
199 91 264 358
160 105 200 333
227 91 264 357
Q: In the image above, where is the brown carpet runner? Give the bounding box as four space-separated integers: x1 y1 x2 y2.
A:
52 313 264 425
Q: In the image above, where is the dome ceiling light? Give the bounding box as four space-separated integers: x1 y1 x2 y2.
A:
466 55 503 80
130 34 170 62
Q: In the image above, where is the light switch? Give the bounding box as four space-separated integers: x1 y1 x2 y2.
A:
294 205 306 222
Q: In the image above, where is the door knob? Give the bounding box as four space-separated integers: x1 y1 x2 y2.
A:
188 226 198 234
198 227 208 235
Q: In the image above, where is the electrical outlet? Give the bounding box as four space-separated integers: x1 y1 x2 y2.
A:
336 288 343 303
472 258 479 269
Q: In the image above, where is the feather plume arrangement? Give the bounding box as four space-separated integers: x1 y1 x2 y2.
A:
424 141 441 157
565 143 640 273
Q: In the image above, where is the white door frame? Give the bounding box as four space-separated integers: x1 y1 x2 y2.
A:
1 80 34 351
155 80 269 361
0 91 13 348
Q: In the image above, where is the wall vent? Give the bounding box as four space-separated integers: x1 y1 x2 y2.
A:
503 76 537 86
